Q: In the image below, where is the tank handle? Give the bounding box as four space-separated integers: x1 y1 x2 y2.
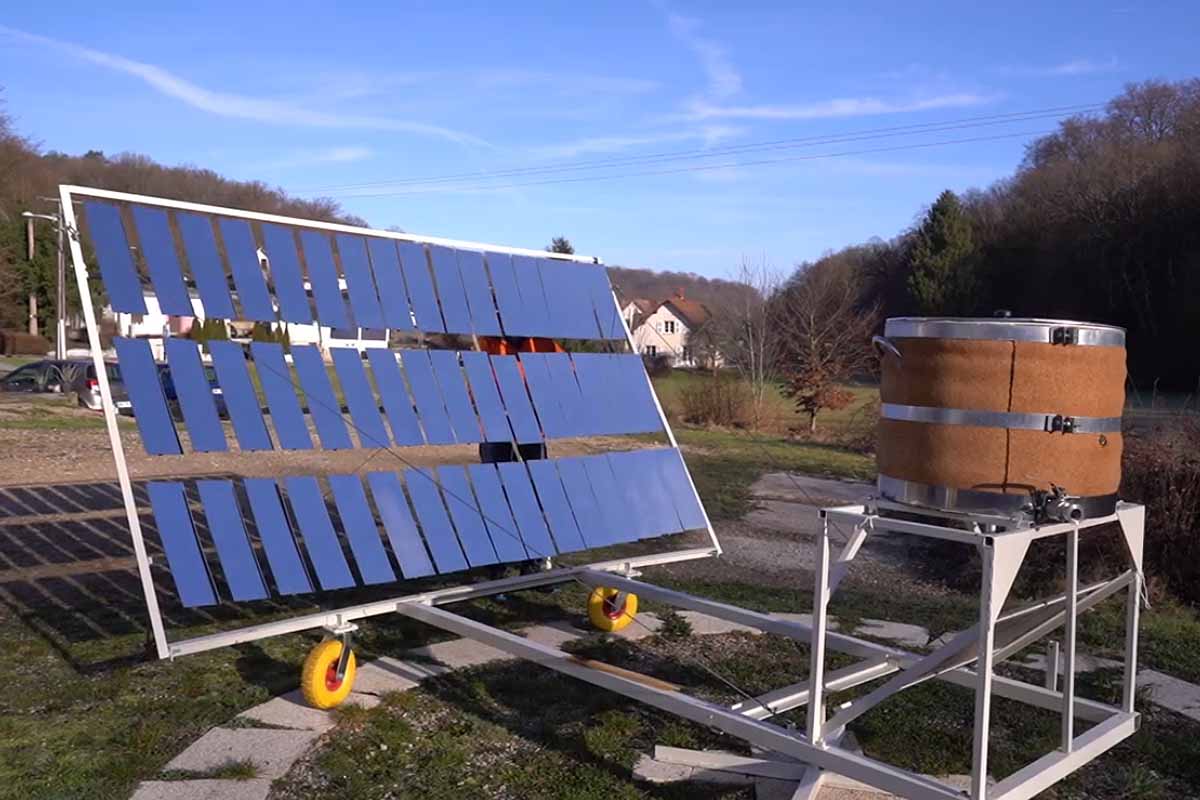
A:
871 335 901 361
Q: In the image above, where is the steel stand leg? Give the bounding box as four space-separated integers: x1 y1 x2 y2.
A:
1061 527 1079 752
807 515 831 746
971 541 997 800
1123 569 1141 713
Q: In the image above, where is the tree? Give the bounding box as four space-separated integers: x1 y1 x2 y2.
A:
705 258 786 429
907 190 979 315
546 236 575 254
775 259 878 433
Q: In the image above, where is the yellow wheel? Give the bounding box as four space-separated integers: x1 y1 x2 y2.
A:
587 587 639 632
300 639 357 709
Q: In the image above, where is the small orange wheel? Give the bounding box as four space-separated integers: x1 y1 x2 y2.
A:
587 587 639 632
300 639 357 709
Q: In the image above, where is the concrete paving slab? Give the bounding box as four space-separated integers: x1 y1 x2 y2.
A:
345 691 382 709
522 621 584 648
164 727 320 780
852 619 932 649
351 656 423 694
131 779 272 800
679 610 760 636
237 690 334 732
1141 669 1200 722
752 474 872 507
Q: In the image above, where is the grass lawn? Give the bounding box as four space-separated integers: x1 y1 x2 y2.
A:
4 416 1200 799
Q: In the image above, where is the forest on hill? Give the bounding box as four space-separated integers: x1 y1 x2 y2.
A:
790 79 1200 390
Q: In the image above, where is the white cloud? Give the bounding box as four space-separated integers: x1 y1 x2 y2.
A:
530 125 743 159
665 12 742 99
683 93 993 121
474 69 662 95
0 25 485 145
260 146 373 170
1000 58 1119 77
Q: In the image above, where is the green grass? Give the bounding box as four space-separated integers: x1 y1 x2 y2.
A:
674 427 874 519
0 400 123 430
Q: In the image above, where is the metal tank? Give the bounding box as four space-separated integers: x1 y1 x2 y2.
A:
873 316 1126 521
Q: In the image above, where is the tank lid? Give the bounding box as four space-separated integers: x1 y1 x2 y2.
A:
884 316 1125 347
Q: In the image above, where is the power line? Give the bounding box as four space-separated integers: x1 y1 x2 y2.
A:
324 129 1055 198
302 103 1102 194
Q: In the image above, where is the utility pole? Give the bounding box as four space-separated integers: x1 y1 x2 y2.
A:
22 201 68 359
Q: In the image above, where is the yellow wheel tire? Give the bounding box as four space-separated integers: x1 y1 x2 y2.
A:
587 587 638 632
300 640 357 709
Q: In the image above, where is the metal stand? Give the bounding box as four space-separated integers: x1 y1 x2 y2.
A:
398 502 1144 800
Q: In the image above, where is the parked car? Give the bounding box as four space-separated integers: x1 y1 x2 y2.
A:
158 363 227 419
67 361 129 411
0 359 127 411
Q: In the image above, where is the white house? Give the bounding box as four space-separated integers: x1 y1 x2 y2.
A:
628 292 719 368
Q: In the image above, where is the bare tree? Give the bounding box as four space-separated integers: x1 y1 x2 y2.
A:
775 259 878 433
706 257 786 429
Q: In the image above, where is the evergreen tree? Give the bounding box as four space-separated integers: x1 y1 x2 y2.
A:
546 236 575 255
907 190 978 315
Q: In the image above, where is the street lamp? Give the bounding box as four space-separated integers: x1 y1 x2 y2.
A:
21 207 68 360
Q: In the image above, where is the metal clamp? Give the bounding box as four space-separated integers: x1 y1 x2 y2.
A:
871 335 901 360
1046 415 1076 434
1051 326 1079 345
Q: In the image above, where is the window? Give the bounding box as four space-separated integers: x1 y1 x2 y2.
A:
664 320 676 334
644 345 657 356
682 347 693 363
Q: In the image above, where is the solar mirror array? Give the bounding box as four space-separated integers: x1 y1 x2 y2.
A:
65 187 716 658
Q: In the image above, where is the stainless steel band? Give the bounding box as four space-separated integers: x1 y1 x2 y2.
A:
881 403 1122 434
876 475 1118 520
883 317 1125 347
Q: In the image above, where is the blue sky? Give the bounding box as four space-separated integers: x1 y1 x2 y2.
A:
2 2 1197 277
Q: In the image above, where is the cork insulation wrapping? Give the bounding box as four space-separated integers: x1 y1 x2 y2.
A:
878 336 1126 497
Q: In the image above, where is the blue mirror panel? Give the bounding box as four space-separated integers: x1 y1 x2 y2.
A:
366 471 436 578
555 456 616 547
543 353 588 437
467 463 527 562
484 251 530 337
624 449 682 536
527 460 586 553
438 466 498 567
284 476 355 590
329 474 396 585
365 349 423 445
537 260 580 340
176 211 236 319
250 342 312 450
336 234 385 330
164 338 226 453
565 261 604 339
430 350 481 444
497 462 556 559
461 352 509 442
581 455 634 543
131 205 192 316
197 480 268 601
518 354 565 439
330 347 390 448
604 452 653 541
114 337 180 455
260 223 313 323
208 341 272 451
490 355 541 443
147 481 217 607
366 238 415 331
84 202 146 313
400 351 454 445
216 218 274 321
512 255 552 337
582 264 622 339
570 354 617 436
243 478 312 595
612 354 662 433
292 344 353 449
657 448 708 531
397 242 444 332
456 251 502 336
405 469 468 572
428 246 472 334
298 230 351 328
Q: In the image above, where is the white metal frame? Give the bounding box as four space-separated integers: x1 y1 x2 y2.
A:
399 503 1143 800
61 184 721 661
